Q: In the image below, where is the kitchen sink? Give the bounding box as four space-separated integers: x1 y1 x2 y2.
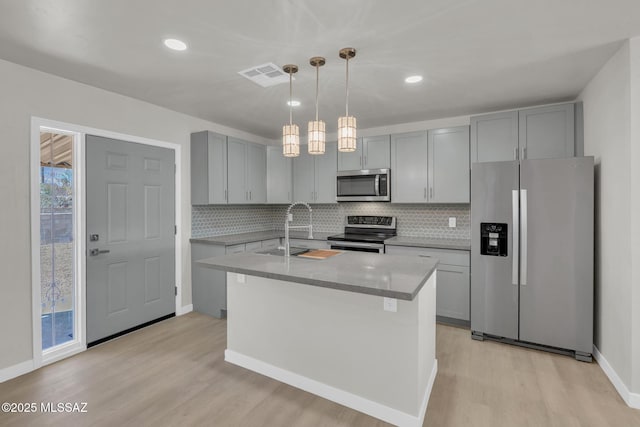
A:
256 247 310 257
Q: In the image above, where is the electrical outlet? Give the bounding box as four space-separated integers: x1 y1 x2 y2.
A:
449 217 456 228
237 274 246 283
287 213 293 222
383 297 397 312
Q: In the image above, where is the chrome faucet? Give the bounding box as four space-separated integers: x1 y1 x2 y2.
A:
283 202 313 257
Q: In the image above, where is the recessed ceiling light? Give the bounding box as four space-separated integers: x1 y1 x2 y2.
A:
287 100 301 107
405 75 423 84
163 38 187 51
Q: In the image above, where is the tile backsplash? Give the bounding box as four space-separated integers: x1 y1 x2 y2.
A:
192 203 470 240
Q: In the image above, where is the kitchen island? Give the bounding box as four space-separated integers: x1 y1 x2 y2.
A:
197 251 438 427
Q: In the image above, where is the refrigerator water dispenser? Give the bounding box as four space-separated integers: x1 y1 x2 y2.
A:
480 223 507 256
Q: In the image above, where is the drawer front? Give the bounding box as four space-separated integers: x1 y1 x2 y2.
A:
385 245 469 266
289 239 328 250
226 243 246 254
261 238 280 249
245 241 262 252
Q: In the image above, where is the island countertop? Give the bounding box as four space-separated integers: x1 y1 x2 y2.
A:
197 251 437 301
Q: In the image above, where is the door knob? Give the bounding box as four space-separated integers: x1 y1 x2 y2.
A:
89 249 110 256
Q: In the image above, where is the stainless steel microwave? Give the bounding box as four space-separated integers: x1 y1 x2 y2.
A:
336 169 390 202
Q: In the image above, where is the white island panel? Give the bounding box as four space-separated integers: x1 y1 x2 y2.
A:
225 272 437 427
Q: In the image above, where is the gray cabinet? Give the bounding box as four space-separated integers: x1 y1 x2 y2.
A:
337 135 390 171
518 104 574 160
191 131 228 205
471 103 576 163
227 137 267 204
267 146 292 204
391 131 429 203
428 127 470 203
293 142 337 203
391 128 469 203
385 245 470 324
191 238 284 318
470 111 519 163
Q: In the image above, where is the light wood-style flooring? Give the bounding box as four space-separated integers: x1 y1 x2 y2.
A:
1 313 638 426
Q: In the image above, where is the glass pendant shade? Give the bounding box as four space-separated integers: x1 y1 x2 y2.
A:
282 64 300 157
308 120 326 154
282 124 300 157
337 116 357 152
338 48 357 153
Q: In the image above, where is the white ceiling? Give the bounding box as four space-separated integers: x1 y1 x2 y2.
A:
1 0 639 139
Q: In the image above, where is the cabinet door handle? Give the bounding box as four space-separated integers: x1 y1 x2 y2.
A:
418 254 432 258
424 187 427 199
359 156 362 166
522 147 527 159
288 191 290 201
364 155 367 166
311 191 314 200
430 187 433 199
224 189 227 201
249 190 252 200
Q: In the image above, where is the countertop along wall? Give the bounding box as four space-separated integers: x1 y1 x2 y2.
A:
0 58 269 375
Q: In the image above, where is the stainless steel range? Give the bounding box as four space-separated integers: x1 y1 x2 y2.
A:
327 216 397 253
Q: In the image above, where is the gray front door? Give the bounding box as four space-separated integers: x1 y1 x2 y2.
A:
86 135 175 344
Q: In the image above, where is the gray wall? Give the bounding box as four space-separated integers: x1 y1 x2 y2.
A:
0 58 268 372
192 203 471 240
579 39 640 397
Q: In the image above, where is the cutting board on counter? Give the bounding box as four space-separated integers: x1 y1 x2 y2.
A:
297 249 343 259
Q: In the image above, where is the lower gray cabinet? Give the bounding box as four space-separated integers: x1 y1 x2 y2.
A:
191 243 227 318
385 245 470 324
191 238 283 318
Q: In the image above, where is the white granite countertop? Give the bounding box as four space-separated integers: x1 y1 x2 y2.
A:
384 236 471 251
197 250 437 301
190 230 334 246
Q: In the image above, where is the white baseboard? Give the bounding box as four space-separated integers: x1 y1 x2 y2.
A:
177 304 193 316
593 346 640 409
418 360 438 427
0 360 34 383
225 349 436 427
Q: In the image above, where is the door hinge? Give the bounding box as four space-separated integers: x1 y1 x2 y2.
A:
175 286 178 296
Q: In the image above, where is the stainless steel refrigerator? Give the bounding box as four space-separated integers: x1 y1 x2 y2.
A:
471 157 594 361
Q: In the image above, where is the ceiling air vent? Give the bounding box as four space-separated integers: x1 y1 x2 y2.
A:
238 63 290 87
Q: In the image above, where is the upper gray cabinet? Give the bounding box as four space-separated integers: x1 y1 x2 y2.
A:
337 135 391 171
293 142 337 204
267 146 293 204
518 104 574 160
227 137 266 204
391 131 429 203
392 127 470 204
471 103 576 163
470 111 519 163
191 131 228 205
428 127 470 203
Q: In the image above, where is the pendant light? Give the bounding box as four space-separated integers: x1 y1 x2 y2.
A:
337 47 357 152
308 56 326 155
282 64 300 157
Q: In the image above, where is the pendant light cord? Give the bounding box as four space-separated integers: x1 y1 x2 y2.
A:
315 64 319 121
289 71 293 125
345 56 350 117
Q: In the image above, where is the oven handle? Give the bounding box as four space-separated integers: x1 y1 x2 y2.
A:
329 241 384 250
375 174 380 196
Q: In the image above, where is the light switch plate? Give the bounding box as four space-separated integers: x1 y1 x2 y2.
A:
449 217 456 228
383 297 397 312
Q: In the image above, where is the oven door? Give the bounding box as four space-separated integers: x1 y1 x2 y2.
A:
329 241 384 253
336 169 390 202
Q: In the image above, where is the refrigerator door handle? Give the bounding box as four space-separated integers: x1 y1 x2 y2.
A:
512 190 519 285
520 189 528 285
